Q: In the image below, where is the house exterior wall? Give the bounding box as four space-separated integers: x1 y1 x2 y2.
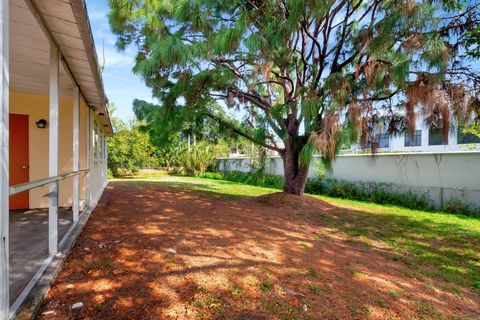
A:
9 90 108 209
353 114 480 153
87 108 108 207
218 152 480 209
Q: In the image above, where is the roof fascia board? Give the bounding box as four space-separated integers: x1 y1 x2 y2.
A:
70 0 112 132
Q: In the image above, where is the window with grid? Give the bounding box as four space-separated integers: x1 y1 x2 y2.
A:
429 127 447 145
376 133 390 148
404 130 422 147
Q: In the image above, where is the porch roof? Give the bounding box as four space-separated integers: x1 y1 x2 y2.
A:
10 0 113 135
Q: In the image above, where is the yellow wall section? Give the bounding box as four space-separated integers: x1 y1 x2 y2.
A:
10 91 89 208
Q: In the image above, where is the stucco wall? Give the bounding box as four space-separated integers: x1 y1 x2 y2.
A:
218 152 480 209
9 90 98 209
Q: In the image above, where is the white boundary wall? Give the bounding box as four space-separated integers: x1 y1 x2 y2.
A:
218 151 480 209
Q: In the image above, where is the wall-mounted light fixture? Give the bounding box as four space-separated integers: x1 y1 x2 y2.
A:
35 119 48 129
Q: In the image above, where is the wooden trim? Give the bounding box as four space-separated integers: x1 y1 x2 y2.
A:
70 0 113 135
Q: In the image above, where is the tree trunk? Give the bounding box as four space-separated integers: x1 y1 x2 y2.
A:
281 137 309 196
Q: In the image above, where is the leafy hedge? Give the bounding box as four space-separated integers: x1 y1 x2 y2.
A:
199 171 479 217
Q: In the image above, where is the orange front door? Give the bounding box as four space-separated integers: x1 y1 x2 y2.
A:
9 114 29 209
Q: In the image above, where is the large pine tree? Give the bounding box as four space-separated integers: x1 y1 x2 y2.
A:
109 0 480 195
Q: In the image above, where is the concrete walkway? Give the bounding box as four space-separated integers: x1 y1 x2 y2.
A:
9 209 73 304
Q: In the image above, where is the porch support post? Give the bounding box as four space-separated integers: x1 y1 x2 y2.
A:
86 107 91 208
72 86 79 222
48 45 59 255
0 0 9 317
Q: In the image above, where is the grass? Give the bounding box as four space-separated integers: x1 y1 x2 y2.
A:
260 280 273 293
111 171 480 292
113 170 279 198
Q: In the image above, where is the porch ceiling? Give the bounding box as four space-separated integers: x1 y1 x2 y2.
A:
10 0 112 136
10 1 72 97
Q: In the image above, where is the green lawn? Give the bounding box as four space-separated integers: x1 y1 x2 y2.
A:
113 172 480 293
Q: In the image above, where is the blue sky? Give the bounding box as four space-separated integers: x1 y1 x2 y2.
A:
85 0 152 121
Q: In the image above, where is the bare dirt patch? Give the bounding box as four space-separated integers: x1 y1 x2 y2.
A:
38 183 480 320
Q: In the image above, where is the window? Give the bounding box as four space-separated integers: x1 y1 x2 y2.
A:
457 130 480 144
93 122 100 160
99 133 104 160
429 127 447 145
361 133 390 149
376 133 390 148
102 134 107 161
404 130 422 147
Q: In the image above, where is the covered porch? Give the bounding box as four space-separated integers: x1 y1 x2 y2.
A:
0 0 112 319
9 208 73 304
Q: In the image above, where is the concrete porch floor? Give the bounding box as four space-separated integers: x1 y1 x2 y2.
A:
9 209 74 305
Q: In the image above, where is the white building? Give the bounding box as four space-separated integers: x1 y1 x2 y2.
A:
352 113 480 153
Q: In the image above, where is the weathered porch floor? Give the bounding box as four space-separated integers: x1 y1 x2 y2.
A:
9 209 73 304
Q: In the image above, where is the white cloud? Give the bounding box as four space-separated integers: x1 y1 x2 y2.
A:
96 46 135 68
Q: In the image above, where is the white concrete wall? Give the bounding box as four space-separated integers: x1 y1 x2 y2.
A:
218 152 480 209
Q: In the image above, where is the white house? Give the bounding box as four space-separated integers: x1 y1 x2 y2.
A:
351 112 480 153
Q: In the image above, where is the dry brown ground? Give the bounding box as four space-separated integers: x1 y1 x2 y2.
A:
37 182 479 320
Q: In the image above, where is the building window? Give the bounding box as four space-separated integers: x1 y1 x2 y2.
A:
404 130 422 147
102 134 107 161
99 133 104 160
376 133 390 148
93 122 100 160
102 135 107 161
429 127 447 145
458 129 480 144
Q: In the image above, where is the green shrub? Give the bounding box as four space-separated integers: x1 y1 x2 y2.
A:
177 142 217 176
204 171 476 216
261 172 284 189
223 171 283 189
199 172 224 180
223 171 250 184
443 198 479 217
107 168 114 179
304 178 325 194
320 179 433 211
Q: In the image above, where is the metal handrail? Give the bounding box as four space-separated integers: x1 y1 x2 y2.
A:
9 169 88 196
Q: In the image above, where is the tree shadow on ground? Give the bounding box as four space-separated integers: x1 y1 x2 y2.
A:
38 181 480 320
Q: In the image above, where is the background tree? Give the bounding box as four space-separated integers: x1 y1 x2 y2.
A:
109 0 480 195
464 122 480 138
107 105 160 176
